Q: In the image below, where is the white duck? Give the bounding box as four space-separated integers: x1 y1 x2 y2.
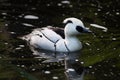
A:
21 17 91 52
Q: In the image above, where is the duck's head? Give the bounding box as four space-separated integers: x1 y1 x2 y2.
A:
63 17 91 36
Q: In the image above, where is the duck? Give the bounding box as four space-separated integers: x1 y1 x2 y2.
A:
21 17 91 52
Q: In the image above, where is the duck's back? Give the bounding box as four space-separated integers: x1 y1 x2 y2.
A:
34 27 64 43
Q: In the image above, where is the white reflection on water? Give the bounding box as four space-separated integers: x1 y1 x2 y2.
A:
30 46 85 80
90 24 108 32
24 15 39 19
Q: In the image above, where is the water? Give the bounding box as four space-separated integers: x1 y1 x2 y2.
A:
0 0 120 80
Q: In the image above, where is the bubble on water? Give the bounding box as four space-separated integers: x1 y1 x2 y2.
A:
97 48 100 51
15 47 22 50
0 56 2 59
97 9 101 11
22 23 34 27
66 68 75 72
100 36 104 38
110 72 114 75
89 48 92 51
112 65 116 68
91 72 95 74
94 13 98 15
24 15 39 19
89 66 92 68
61 0 70 4
112 38 116 41
46 4 50 6
80 61 84 64
19 45 25 48
17 65 20 67
52 76 59 79
4 24 8 27
116 12 119 15
69 5 73 8
75 59 79 62
4 42 8 45
21 56 24 58
1 12 7 15
85 42 90 46
119 55 120 57
21 65 25 68
31 7 36 10
46 65 50 67
57 3 62 6
32 68 36 71
10 32 16 34
44 71 51 74
113 47 116 50
104 73 108 77
106 11 110 15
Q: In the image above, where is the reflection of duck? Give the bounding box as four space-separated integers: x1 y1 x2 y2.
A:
21 17 91 52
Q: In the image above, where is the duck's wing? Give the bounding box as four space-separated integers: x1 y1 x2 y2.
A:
32 26 64 43
47 26 65 39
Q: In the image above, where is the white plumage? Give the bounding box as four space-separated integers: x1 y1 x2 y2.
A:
21 17 91 52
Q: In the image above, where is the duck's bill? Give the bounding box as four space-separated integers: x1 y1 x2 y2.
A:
83 28 92 33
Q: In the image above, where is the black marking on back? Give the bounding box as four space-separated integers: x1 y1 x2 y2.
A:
48 27 65 39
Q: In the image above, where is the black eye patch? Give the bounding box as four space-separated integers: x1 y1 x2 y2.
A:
76 26 83 32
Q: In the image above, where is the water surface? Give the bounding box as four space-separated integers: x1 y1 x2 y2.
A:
0 0 120 80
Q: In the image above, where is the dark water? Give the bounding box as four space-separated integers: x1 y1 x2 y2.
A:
0 0 120 80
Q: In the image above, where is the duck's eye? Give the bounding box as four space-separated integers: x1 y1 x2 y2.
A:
76 26 83 32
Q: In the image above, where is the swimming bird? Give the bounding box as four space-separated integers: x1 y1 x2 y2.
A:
21 17 91 52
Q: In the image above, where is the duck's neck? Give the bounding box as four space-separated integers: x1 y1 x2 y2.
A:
65 35 80 43
64 35 82 51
